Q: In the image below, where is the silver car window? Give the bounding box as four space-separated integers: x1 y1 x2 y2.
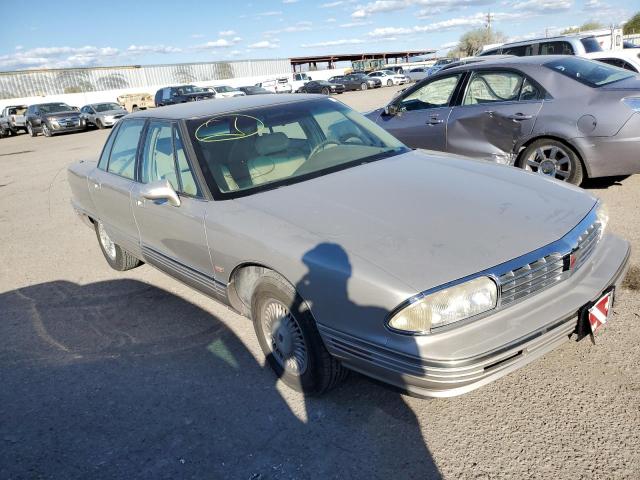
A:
463 71 524 105
400 75 460 111
140 121 180 191
107 119 145 180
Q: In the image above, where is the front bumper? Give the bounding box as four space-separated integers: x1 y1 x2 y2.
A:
572 112 640 178
50 120 85 133
320 233 631 397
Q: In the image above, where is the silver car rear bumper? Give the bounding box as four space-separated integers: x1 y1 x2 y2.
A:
320 234 630 397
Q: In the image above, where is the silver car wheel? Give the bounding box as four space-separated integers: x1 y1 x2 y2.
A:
261 300 308 375
524 145 572 181
97 222 117 260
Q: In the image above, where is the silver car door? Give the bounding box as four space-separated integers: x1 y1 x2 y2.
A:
88 118 145 256
373 74 462 151
447 70 543 164
131 120 219 296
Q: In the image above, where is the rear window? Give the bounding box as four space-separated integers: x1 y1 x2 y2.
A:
545 57 634 87
580 37 602 53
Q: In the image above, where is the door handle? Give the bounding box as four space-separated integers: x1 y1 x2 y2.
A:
507 113 533 121
426 117 444 125
92 181 101 189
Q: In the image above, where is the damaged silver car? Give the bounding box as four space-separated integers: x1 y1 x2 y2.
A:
367 55 640 185
68 95 630 397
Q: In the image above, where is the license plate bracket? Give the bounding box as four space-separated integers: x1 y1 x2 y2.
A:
575 287 615 343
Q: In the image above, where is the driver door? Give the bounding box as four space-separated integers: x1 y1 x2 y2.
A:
373 74 462 152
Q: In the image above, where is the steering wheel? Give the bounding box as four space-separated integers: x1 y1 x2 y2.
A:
308 139 340 159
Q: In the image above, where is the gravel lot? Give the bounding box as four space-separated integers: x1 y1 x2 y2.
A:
1 87 639 480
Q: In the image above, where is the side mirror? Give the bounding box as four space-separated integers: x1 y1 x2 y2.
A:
384 104 399 116
140 179 181 207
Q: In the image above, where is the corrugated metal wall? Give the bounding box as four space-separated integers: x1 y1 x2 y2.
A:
0 59 291 99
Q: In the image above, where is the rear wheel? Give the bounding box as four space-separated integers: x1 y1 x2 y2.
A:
252 271 348 395
360 82 368 91
519 139 584 185
94 220 141 271
27 122 37 137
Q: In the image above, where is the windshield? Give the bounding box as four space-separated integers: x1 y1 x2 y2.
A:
545 57 634 87
39 103 73 113
216 86 234 92
94 103 122 112
186 98 408 198
177 85 203 95
580 37 603 53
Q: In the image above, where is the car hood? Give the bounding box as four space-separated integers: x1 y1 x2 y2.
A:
236 150 596 292
45 111 80 118
97 109 127 116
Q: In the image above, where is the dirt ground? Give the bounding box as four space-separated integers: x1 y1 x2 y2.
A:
1 88 639 479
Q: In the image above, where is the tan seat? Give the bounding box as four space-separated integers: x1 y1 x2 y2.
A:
248 133 305 185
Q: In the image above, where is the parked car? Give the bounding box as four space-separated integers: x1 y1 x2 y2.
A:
328 75 345 83
206 85 246 98
238 86 274 95
255 77 293 94
367 70 410 86
25 102 86 137
337 73 382 91
406 67 430 82
479 35 602 57
0 116 11 138
586 50 640 73
367 55 640 185
291 72 313 93
300 80 345 94
67 95 630 397
155 85 215 107
385 65 405 74
425 58 458 77
80 102 128 129
117 93 155 112
0 105 27 133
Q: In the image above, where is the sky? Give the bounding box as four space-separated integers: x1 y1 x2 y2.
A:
0 0 637 71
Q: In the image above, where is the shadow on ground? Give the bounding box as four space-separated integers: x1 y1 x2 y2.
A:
0 279 440 479
581 175 630 190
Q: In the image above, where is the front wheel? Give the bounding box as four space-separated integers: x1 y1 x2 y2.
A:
360 82 368 91
387 79 393 86
94 220 141 271
27 122 37 137
321 87 330 95
519 139 584 185
252 271 348 395
42 123 52 137
96 118 105 129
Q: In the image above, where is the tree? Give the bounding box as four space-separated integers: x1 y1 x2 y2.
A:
624 12 640 35
447 28 506 58
562 21 604 34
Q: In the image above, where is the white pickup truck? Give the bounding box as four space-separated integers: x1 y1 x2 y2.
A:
290 73 312 93
0 105 28 133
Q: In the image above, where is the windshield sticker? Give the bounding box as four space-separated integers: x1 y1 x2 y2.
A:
195 114 265 143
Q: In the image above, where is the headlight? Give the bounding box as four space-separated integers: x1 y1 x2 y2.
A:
388 276 498 334
622 97 640 112
48 118 59 125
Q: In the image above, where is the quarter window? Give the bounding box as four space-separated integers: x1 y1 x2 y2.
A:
140 121 180 191
400 75 460 111
539 41 574 55
463 71 524 105
107 119 145 179
502 44 534 56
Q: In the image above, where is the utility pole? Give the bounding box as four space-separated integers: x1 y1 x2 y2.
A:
486 11 492 34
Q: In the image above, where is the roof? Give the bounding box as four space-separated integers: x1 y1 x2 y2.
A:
127 94 321 120
488 34 595 50
440 54 577 74
290 50 436 66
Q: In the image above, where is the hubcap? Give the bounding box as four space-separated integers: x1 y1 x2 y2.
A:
97 222 117 260
524 145 572 181
261 300 307 375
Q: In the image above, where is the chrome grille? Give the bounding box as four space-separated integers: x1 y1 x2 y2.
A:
574 220 602 270
499 253 566 307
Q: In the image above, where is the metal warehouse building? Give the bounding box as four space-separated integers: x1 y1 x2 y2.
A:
0 58 291 100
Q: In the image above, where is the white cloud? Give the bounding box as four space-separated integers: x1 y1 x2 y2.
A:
352 0 495 18
193 37 242 50
283 0 299 3
264 21 313 35
126 44 182 54
339 21 373 27
257 10 283 16
321 1 346 7
326 17 337 22
505 0 572 12
219 30 236 36
248 40 280 49
191 33 205 39
301 38 365 47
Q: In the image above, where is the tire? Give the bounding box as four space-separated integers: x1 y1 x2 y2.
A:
27 122 37 137
94 220 141 271
42 123 52 137
321 87 330 95
96 118 105 129
360 82 368 91
132 105 139 112
252 271 348 395
518 139 584 185
387 79 393 86
300 88 307 93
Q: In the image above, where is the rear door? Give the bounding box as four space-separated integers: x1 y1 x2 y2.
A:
446 69 543 163
373 73 463 151
130 120 215 292
88 118 145 256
